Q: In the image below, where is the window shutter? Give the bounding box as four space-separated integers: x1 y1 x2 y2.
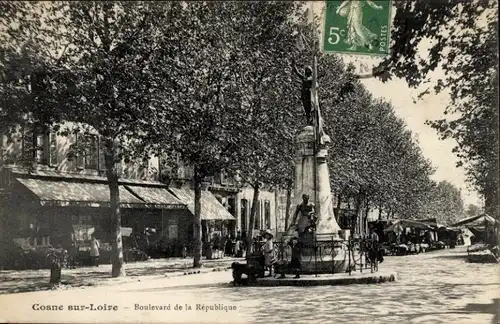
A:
49 132 58 166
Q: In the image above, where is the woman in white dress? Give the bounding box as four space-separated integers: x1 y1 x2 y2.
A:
337 0 383 51
90 235 100 267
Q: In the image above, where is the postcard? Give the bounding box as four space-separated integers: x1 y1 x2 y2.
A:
0 1 498 323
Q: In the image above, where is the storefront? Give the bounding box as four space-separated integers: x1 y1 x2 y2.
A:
169 188 236 243
0 170 190 255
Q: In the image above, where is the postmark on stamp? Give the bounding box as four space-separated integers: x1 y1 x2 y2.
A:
323 0 392 56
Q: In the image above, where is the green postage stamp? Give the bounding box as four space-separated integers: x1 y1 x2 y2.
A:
323 0 392 56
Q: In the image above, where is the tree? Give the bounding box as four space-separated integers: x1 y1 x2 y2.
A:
0 2 56 134
223 1 306 251
32 1 179 277
150 2 249 268
423 181 464 225
465 204 483 217
317 58 435 226
379 0 499 219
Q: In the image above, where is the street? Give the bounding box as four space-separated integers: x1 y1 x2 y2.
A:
0 247 498 324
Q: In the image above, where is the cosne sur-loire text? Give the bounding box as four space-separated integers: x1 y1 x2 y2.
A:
32 304 118 311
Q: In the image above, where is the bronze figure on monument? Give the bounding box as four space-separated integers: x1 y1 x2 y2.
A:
292 59 314 125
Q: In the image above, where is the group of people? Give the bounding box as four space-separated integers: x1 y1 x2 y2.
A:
250 194 315 279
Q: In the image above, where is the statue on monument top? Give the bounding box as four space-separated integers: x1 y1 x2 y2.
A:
292 59 313 125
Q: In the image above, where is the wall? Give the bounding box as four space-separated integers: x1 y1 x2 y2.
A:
0 122 160 181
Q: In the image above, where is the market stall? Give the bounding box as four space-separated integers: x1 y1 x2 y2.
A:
383 219 433 255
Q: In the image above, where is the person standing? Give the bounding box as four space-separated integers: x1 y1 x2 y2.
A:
90 235 100 267
288 237 302 279
68 242 78 269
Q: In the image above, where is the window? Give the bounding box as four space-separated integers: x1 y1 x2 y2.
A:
21 125 35 163
220 171 228 185
75 134 99 169
35 134 45 163
86 135 99 169
227 198 235 216
240 199 248 232
265 201 271 229
183 165 194 180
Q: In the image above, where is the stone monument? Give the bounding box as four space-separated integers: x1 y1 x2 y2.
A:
293 126 340 236
285 63 347 274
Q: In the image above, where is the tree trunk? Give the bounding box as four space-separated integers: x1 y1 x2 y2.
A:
354 196 362 235
104 140 125 278
192 170 203 268
246 184 260 254
284 186 292 231
484 177 499 220
274 190 279 234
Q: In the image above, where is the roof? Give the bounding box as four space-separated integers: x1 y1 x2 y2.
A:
124 185 186 209
169 188 236 221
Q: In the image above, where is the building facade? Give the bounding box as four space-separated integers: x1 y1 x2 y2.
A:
0 122 286 258
0 123 232 258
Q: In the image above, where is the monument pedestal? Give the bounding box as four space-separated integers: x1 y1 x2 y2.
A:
288 126 347 273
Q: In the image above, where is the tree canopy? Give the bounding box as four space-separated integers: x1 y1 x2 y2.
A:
379 0 499 218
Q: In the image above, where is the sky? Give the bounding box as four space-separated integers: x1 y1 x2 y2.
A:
361 73 482 207
311 1 483 207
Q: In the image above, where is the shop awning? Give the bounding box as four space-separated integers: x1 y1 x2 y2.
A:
16 178 145 208
384 219 433 232
452 214 498 227
169 188 236 221
124 185 186 209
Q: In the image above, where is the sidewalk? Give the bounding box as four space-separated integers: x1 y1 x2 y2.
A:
0 256 241 295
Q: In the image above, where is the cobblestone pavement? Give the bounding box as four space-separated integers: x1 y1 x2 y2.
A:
0 247 498 324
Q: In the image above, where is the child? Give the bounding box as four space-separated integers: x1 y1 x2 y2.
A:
288 237 302 279
263 231 275 277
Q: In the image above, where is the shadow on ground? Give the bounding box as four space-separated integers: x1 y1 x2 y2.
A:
0 258 236 294
462 298 500 324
